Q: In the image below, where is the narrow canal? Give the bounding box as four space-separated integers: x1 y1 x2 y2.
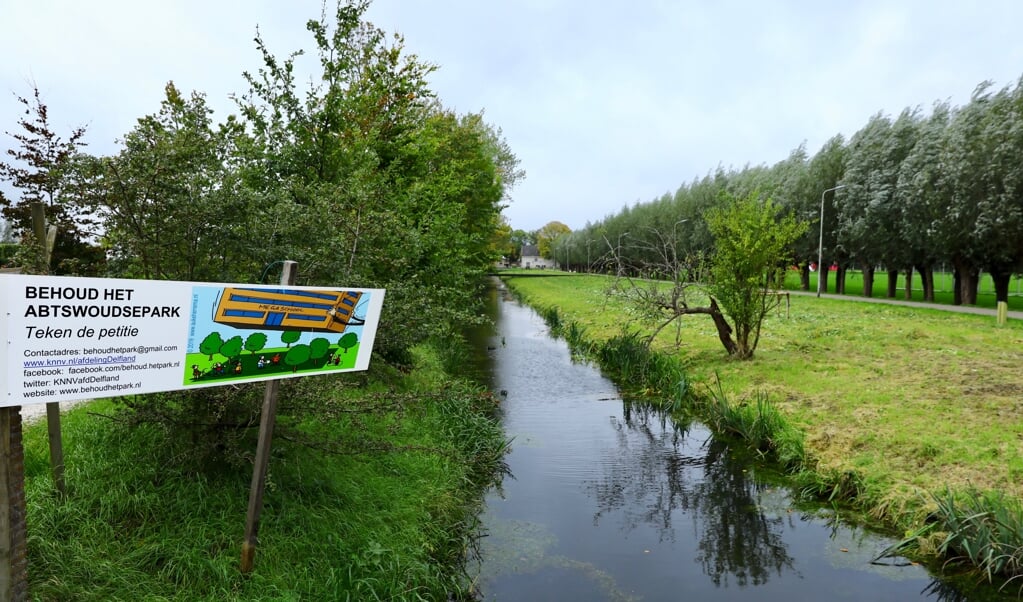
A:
465 279 1002 601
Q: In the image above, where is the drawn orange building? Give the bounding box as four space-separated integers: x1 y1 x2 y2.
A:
213 288 364 333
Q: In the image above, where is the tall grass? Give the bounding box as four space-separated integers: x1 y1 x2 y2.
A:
878 489 1023 591
592 330 692 412
699 378 805 471
536 304 563 333
24 343 508 601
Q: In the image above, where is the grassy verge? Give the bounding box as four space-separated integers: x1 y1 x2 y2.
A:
24 341 507 601
500 270 1023 588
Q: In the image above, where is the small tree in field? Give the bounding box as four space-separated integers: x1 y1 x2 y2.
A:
308 337 331 366
219 335 244 361
705 190 807 359
607 190 805 359
200 332 224 360
244 332 267 355
338 332 358 353
284 344 311 372
281 330 301 348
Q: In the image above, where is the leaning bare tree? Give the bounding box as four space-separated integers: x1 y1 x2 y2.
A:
605 190 806 359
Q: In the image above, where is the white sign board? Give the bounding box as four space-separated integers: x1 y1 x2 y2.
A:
0 274 385 407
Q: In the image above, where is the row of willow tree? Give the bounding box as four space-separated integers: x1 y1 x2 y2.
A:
1 1 522 368
556 77 1023 306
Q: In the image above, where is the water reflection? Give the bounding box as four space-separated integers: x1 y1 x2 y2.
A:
587 404 795 588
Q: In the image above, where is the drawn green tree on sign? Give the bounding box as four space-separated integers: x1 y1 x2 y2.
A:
200 332 224 360
244 332 267 355
338 332 358 354
281 330 301 348
309 337 331 366
220 335 243 360
284 344 311 372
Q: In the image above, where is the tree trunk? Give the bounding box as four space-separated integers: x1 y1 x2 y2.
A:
990 267 1012 303
819 263 830 294
708 298 738 356
917 264 934 302
800 264 810 291
862 265 875 298
836 266 847 294
886 269 899 298
903 267 913 300
951 259 980 306
952 264 963 305
963 269 980 305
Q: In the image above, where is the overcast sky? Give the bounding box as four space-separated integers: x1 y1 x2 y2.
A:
3 1 1023 232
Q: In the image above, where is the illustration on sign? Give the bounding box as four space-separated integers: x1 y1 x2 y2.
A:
0 274 385 407
185 286 372 385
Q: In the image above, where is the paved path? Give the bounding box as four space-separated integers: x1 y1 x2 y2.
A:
788 289 1023 320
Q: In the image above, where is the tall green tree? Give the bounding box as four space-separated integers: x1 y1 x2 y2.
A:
839 111 918 297
219 335 244 360
800 135 847 292
235 1 519 364
199 332 224 361
85 82 258 281
939 84 994 304
536 220 571 258
309 337 331 366
974 81 1023 302
897 102 953 301
338 331 358 353
281 330 301 348
0 85 103 274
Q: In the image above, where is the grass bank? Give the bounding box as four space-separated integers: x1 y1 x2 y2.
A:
24 341 507 601
500 270 1023 587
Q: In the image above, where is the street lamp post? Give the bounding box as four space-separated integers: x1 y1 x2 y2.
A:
672 218 688 257
817 185 846 297
617 232 630 277
671 219 689 280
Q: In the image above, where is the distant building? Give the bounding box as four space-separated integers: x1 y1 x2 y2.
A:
519 244 555 269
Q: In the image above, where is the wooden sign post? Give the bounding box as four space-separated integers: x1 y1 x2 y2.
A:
0 407 28 601
240 260 297 573
30 203 66 497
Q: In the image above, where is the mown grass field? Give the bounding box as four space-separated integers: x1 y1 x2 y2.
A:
794 269 1023 312
500 270 1023 525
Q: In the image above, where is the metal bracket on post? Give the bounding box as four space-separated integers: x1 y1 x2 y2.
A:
241 260 297 573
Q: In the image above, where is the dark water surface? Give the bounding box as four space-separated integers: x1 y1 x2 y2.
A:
465 280 1005 601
